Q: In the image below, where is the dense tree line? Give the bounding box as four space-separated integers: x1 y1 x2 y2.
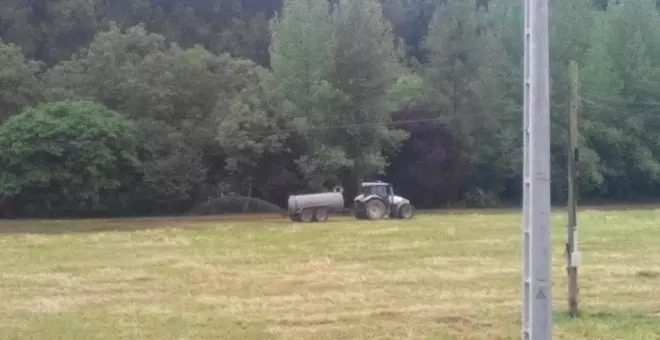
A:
0 0 659 218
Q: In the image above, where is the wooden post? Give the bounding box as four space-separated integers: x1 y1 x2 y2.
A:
567 60 580 318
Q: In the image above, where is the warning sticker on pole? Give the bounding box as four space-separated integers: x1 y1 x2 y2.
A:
536 288 547 300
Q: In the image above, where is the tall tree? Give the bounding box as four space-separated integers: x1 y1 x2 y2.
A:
421 0 517 203
580 0 660 199
269 0 407 193
545 0 593 200
0 40 42 122
215 64 290 206
467 18 519 200
331 0 408 191
579 8 623 197
267 0 348 190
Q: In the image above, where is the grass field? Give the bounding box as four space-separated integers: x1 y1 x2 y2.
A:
1 208 659 339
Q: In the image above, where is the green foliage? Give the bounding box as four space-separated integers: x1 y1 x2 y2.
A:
0 40 42 121
215 64 290 202
216 70 286 173
269 0 407 192
41 23 282 214
331 0 409 187
4 0 660 216
419 0 518 200
268 0 348 189
132 119 208 213
0 101 140 216
578 0 660 198
42 24 167 107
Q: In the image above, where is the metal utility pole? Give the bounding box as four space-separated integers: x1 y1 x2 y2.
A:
522 0 552 338
566 60 581 318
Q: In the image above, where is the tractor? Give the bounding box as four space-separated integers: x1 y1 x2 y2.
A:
353 181 414 220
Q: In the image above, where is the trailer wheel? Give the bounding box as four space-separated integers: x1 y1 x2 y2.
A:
300 208 314 223
397 203 414 220
314 208 328 222
365 199 387 220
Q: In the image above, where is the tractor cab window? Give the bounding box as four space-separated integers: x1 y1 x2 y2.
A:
362 185 389 198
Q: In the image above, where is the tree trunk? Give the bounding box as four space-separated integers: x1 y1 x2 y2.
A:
243 177 253 213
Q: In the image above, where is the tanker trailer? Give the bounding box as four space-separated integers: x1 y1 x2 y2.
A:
287 186 345 222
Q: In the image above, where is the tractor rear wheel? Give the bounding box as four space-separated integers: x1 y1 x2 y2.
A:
314 208 328 222
397 203 414 220
300 208 314 223
365 199 387 220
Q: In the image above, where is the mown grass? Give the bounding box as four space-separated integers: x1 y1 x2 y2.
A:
1 208 659 339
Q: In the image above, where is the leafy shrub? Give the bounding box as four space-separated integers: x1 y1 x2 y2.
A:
0 100 140 217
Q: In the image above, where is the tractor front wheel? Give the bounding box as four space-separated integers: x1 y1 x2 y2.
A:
365 199 387 220
397 203 414 219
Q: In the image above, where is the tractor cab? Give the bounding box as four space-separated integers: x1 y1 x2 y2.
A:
360 181 393 200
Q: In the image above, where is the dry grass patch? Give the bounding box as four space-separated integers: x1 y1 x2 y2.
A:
1 208 660 339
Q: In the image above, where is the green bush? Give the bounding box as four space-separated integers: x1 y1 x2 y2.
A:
0 100 141 217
